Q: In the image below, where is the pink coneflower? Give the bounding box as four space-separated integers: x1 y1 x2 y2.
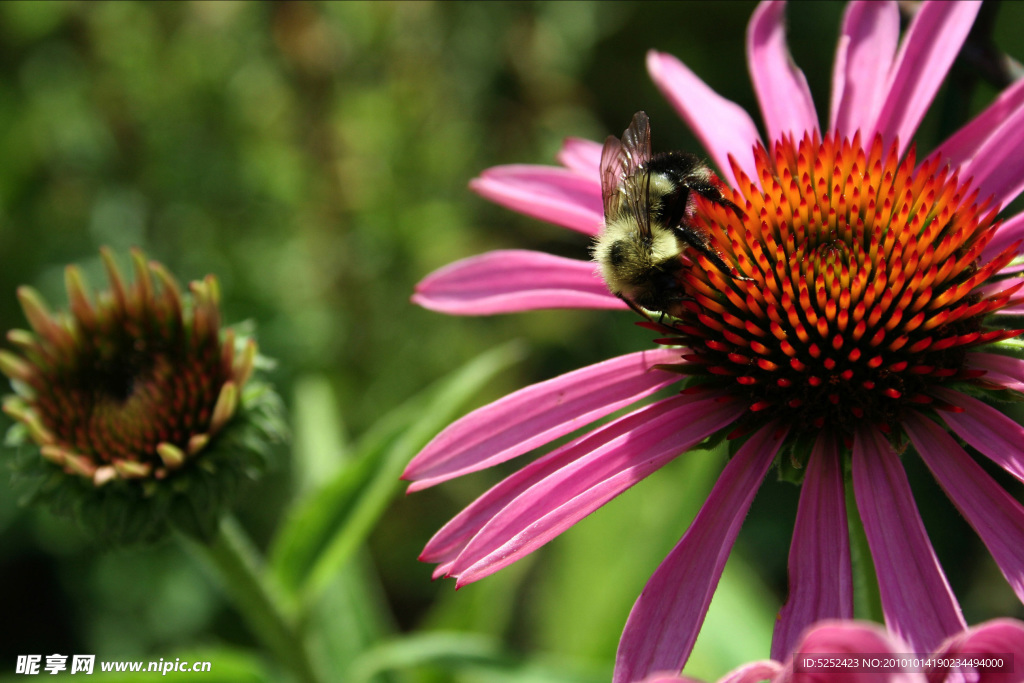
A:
640 618 1024 683
405 2 1024 680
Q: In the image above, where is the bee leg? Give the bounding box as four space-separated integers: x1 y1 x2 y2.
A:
719 196 746 220
685 177 747 220
675 223 754 282
616 293 683 332
616 293 654 321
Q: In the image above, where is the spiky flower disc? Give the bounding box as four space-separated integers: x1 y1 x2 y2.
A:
668 132 1022 446
406 3 1024 674
0 248 284 543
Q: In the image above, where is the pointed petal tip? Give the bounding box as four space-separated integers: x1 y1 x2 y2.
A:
402 348 686 488
645 49 665 72
644 47 762 185
210 381 239 434
409 292 448 314
429 561 455 581
0 351 34 383
411 250 623 316
156 442 186 469
468 164 603 235
16 286 55 335
399 475 432 491
746 0 819 140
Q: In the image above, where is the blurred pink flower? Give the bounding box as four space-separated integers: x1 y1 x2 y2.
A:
405 1 1024 681
639 618 1024 683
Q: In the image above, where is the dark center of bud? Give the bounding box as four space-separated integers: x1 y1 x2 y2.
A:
91 338 154 403
46 316 226 466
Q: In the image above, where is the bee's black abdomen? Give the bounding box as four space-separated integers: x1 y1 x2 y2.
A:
647 154 700 229
608 240 626 266
647 151 703 181
648 151 743 226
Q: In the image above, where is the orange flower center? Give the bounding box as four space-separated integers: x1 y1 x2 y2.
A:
665 132 1023 439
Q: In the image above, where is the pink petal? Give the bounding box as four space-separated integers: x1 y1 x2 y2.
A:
556 137 603 177
966 352 1024 393
949 100 1024 210
646 50 763 186
778 621 921 683
974 275 1024 301
829 1 900 134
445 394 747 584
1002 259 1024 275
933 619 1024 683
403 347 683 491
469 164 604 235
992 303 1024 320
998 303 1024 315
904 412 1024 606
931 387 1024 485
937 77 1024 168
870 1 981 153
747 1 819 140
772 432 853 662
638 676 701 683
412 249 625 316
983 212 1024 263
614 423 788 683
421 392 738 569
851 428 965 654
718 661 784 683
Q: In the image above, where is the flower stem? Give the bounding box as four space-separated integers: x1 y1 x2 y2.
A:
179 517 322 683
845 477 884 624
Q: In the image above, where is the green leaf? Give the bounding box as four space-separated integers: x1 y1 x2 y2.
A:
268 425 390 601
683 555 777 680
180 518 321 683
291 374 349 495
846 476 883 623
347 632 608 683
268 342 523 607
305 559 399 680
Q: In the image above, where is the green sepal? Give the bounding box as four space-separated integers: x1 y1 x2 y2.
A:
941 378 1024 405
3 380 286 547
775 429 819 486
991 335 1024 358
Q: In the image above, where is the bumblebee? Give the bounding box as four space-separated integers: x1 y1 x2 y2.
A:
593 111 744 317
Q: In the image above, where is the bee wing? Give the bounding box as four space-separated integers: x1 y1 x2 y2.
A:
600 134 625 220
623 113 653 238
600 111 654 238
620 111 652 177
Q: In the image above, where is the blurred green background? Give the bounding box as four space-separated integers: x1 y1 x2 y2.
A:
0 1 1022 681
